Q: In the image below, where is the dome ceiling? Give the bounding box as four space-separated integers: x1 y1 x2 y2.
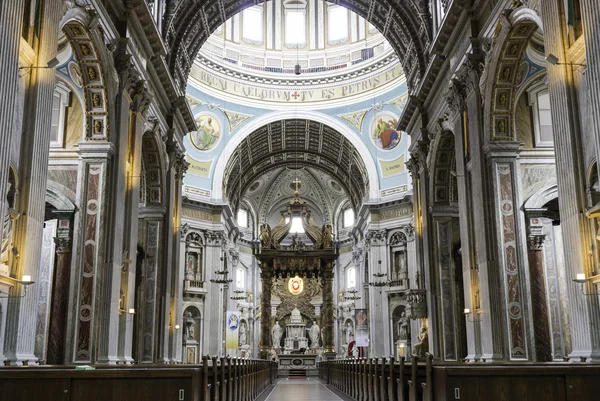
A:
223 119 369 212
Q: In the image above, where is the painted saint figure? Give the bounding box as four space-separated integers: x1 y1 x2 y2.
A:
373 116 400 150
192 116 220 151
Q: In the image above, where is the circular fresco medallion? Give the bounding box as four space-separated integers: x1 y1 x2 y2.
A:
288 276 304 296
190 114 221 151
370 112 402 151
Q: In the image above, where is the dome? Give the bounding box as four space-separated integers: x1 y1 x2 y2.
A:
290 307 303 323
188 0 404 109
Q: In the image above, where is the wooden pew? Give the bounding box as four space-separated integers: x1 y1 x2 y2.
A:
0 358 276 401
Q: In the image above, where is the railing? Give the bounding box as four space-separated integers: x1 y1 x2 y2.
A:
319 355 600 401
0 357 277 401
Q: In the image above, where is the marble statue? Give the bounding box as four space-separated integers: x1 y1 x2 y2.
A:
1 190 13 266
412 324 429 358
184 311 195 341
272 321 282 348
345 322 354 345
321 224 333 248
239 322 247 346
309 321 320 347
260 224 273 248
352 345 359 358
398 311 409 341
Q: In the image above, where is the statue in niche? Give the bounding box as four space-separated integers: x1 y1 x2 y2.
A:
345 322 354 345
239 322 247 346
398 311 409 341
352 344 359 358
308 321 320 347
184 311 195 341
271 321 282 348
1 184 14 268
412 323 429 358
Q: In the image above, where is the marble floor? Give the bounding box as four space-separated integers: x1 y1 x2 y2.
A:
264 379 342 401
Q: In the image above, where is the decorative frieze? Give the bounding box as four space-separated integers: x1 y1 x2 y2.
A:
365 229 387 247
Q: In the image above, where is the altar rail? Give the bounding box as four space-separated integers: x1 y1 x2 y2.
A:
0 356 277 401
319 355 600 401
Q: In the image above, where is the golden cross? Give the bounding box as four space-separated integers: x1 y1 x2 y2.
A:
293 178 301 192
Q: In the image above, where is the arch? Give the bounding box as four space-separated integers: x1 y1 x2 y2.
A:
163 0 430 93
483 6 544 144
45 184 77 212
140 131 166 207
211 110 380 200
428 131 457 206
524 185 559 211
59 7 115 141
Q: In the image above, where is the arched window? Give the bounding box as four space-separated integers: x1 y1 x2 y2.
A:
284 0 306 47
528 83 554 148
327 5 349 44
346 266 356 289
242 5 264 44
236 267 246 288
237 208 248 228
343 208 355 228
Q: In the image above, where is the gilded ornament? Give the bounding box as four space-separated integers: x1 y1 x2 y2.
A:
87 67 97 81
80 44 91 56
91 93 101 108
93 119 103 135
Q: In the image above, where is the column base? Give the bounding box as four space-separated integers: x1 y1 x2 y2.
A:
4 352 39 366
479 352 505 363
568 349 600 362
96 355 119 365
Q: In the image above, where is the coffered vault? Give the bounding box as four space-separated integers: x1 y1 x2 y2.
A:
163 0 431 93
222 119 370 213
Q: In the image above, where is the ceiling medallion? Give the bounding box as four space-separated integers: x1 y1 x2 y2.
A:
288 276 304 296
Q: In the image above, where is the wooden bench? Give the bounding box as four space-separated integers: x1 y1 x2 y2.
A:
0 357 277 401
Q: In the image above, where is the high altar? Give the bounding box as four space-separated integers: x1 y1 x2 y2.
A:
254 187 338 360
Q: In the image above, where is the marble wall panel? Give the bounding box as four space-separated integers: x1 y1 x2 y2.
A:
34 220 57 361
142 220 160 362
75 165 101 362
496 164 527 359
436 219 457 360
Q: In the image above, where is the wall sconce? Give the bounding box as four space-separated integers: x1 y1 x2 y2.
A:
175 324 181 330
463 308 481 322
18 58 60 77
546 53 586 68
572 274 598 296
0 275 36 299
119 307 136 315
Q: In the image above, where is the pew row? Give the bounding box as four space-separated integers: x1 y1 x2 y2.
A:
0 357 277 401
319 356 600 401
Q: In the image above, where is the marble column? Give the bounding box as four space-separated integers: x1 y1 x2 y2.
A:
259 267 272 358
203 230 226 357
445 70 483 362
366 229 390 357
168 158 187 363
527 232 552 362
117 81 151 364
582 0 600 186
3 0 63 365
0 0 25 252
47 237 73 364
321 264 335 355
541 0 600 361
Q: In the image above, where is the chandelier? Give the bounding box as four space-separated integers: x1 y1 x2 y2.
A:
230 289 247 301
344 288 361 301
368 260 390 288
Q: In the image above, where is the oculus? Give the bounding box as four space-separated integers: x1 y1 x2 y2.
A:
191 114 221 151
371 112 401 151
288 276 304 295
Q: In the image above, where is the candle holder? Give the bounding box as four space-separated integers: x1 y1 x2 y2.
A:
463 308 481 322
0 276 36 299
230 289 247 301
572 274 599 296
